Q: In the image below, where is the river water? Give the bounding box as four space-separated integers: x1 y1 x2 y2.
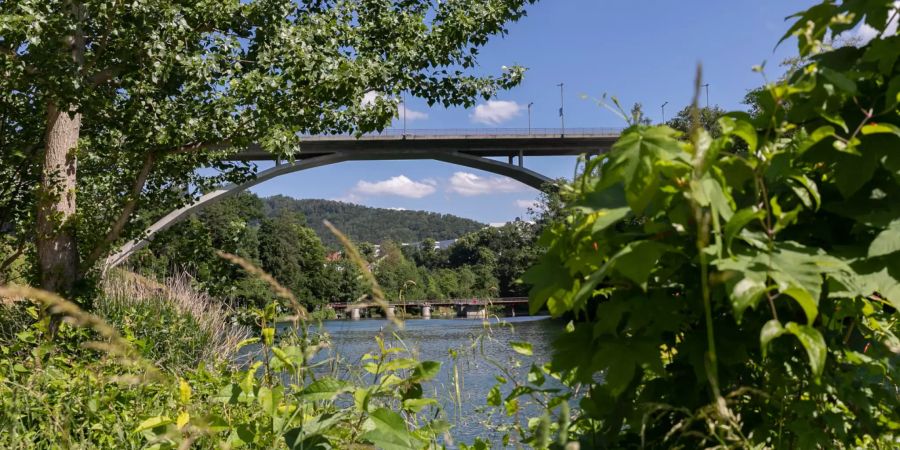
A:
304 316 563 444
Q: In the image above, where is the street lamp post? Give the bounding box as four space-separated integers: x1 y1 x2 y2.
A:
527 102 533 135
702 83 710 108
556 83 565 136
661 101 669 123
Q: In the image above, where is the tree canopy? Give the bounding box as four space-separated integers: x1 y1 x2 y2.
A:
0 0 537 297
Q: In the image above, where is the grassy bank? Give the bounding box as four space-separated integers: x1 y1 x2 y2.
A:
0 267 451 449
98 271 250 370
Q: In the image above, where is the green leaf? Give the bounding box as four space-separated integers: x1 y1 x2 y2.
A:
134 416 172 433
213 384 242 404
797 126 835 155
760 319 786 359
820 67 857 94
728 271 769 322
861 122 900 138
885 75 900 111
402 398 437 413
362 408 423 450
610 240 669 291
510 341 533 356
608 127 685 213
410 361 441 382
527 364 546 386
785 323 827 380
868 220 900 258
487 385 502 406
788 174 821 211
781 285 819 324
589 207 631 233
719 115 758 151
724 207 764 253
381 358 419 372
296 378 351 402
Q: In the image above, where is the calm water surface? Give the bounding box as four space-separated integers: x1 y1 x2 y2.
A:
295 316 562 443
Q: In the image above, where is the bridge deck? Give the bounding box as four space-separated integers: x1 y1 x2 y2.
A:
233 128 620 160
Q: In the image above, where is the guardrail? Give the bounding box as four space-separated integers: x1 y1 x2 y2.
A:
301 127 621 139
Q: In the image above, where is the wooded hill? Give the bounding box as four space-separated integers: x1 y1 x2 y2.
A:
262 196 485 247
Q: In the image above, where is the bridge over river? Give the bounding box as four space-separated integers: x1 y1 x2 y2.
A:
107 128 621 268
328 297 531 319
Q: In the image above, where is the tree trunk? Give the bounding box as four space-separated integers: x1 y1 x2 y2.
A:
36 103 81 296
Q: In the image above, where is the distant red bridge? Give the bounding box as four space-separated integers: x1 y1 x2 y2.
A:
327 297 532 319
327 297 529 310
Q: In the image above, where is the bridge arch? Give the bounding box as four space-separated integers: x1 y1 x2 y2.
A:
105 150 553 269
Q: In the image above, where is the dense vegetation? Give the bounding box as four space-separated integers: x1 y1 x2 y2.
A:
0 0 534 302
2 0 899 449
133 191 541 314
501 3 900 447
263 197 486 248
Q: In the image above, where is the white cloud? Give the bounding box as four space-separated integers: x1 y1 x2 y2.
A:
353 175 436 198
398 103 428 121
515 199 541 210
470 100 523 125
840 2 899 45
447 171 527 196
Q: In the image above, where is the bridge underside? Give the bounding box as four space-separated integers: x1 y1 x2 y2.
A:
106 131 618 269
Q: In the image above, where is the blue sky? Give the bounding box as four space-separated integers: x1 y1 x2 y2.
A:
250 0 816 224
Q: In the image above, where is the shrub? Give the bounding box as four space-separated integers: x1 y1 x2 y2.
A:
519 2 900 447
97 271 250 370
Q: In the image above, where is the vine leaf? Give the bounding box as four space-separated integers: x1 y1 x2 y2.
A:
785 323 827 380
724 207 764 254
362 408 423 450
510 341 533 356
760 319 785 359
868 220 900 258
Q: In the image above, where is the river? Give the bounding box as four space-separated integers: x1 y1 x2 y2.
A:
294 316 563 444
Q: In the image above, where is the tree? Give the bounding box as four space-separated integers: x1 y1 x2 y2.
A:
258 213 327 307
665 104 727 137
629 102 653 125
0 0 536 301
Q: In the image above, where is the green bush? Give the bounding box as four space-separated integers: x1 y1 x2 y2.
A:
96 271 250 370
1 263 447 449
518 2 900 448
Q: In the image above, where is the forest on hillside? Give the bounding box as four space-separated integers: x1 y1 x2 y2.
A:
129 192 543 316
262 196 485 247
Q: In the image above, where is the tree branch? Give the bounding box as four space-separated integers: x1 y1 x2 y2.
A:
82 152 156 271
88 66 123 86
0 241 26 280
80 138 235 271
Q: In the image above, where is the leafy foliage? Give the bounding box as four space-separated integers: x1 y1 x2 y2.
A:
1 254 447 449
0 0 537 297
522 2 900 447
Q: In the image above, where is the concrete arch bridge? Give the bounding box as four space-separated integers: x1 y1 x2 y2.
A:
106 128 620 268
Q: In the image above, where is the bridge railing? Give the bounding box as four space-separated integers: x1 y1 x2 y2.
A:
301 127 621 139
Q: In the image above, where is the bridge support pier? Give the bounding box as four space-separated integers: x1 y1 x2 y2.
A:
422 306 431 319
350 308 360 320
386 306 396 318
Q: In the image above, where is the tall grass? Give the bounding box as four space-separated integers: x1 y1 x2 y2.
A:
97 270 250 369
